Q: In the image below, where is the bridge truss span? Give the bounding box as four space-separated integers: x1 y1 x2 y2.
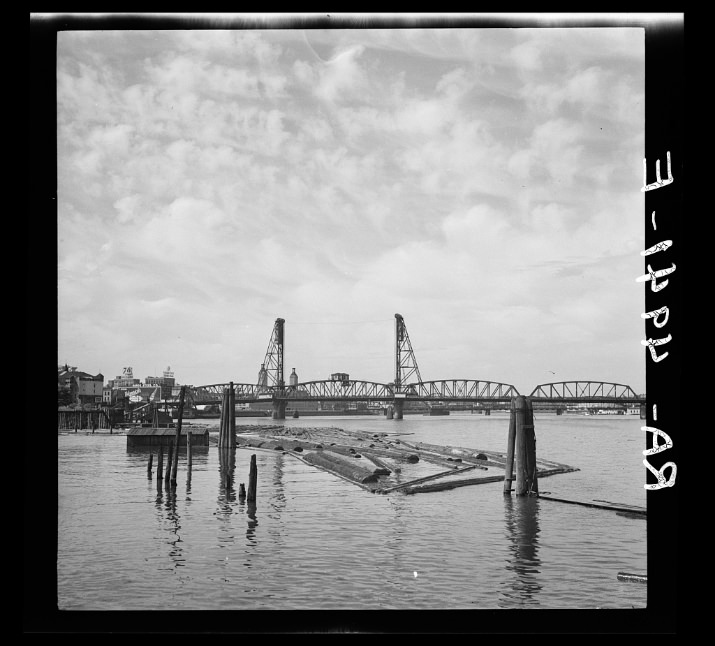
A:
406 379 521 402
192 383 264 404
529 381 644 403
280 379 395 401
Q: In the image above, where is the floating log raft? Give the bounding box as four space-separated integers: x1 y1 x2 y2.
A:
230 425 579 495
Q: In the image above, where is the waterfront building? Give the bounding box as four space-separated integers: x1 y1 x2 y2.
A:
58 365 104 407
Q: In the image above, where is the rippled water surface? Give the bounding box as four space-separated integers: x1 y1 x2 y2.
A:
57 413 647 610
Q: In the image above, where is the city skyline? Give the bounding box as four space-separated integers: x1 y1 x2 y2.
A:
57 18 648 394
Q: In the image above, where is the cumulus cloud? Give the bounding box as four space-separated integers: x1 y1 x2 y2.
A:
57 27 646 391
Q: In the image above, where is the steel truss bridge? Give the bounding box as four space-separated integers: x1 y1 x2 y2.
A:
175 315 645 419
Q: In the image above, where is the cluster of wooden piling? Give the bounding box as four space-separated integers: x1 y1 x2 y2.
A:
145 386 192 489
503 395 539 496
58 409 113 433
214 385 258 504
218 383 236 449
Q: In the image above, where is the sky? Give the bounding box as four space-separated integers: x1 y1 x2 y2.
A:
56 18 648 394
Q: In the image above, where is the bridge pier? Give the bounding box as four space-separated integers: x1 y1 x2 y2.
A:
272 400 286 420
392 399 404 420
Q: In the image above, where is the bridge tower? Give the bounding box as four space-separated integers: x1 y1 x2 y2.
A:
260 318 286 419
393 313 422 420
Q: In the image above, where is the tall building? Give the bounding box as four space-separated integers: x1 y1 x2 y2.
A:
145 366 176 399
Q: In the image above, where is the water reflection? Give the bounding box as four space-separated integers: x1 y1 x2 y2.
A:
246 503 258 547
217 446 237 510
385 495 409 569
154 483 186 571
499 495 542 607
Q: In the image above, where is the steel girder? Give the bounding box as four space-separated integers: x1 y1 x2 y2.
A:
404 379 520 401
278 380 395 401
189 379 643 405
528 381 644 402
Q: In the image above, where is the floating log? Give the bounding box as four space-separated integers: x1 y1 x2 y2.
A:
329 444 419 463
235 436 322 452
376 464 485 494
401 466 578 495
302 451 380 485
404 474 507 494
398 439 505 466
617 572 647 583
539 495 646 516
359 452 393 476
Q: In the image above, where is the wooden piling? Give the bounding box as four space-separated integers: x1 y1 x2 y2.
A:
165 442 173 484
525 397 538 495
515 396 538 496
157 445 164 483
218 389 224 447
147 453 153 479
503 397 517 495
218 387 228 448
170 386 186 487
229 382 236 449
239 483 246 500
247 454 257 503
514 396 528 495
187 430 192 473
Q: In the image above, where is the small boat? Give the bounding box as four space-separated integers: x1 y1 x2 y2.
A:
425 407 449 416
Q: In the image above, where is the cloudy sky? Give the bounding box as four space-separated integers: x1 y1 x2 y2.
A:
57 20 647 394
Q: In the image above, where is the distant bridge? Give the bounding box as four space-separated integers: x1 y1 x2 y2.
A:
177 315 645 419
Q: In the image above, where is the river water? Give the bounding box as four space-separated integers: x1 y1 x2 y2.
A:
57 413 648 614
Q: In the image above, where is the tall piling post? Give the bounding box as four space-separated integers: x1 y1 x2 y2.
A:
514 396 538 496
218 388 226 448
525 397 538 495
147 453 153 479
229 382 236 449
247 454 257 503
514 396 528 495
503 397 517 495
170 386 186 487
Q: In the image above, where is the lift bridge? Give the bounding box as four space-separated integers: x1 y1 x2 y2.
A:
183 315 645 420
